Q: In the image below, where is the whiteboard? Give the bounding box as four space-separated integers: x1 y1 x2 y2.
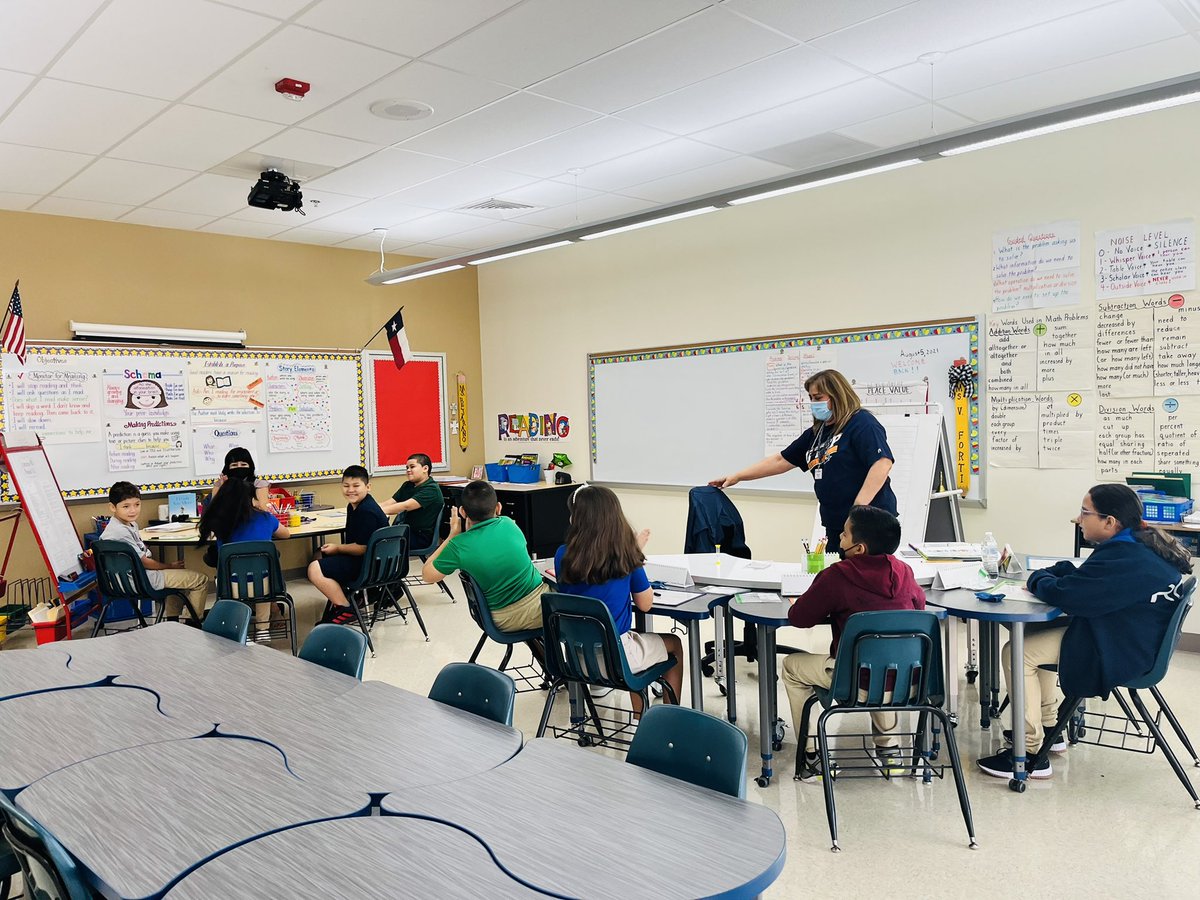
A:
588 318 982 502
2 437 84 580
1 345 364 501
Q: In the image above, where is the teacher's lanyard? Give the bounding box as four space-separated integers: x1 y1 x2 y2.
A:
806 424 835 480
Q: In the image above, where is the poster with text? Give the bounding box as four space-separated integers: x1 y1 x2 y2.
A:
188 358 264 422
105 419 188 472
193 425 258 476
1095 219 1194 299
265 360 332 452
2 364 101 443
102 365 187 420
992 221 1080 312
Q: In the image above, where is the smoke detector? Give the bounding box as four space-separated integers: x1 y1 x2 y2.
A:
369 99 435 121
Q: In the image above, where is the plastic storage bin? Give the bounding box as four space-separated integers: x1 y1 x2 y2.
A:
507 464 540 484
1138 491 1194 524
484 463 509 482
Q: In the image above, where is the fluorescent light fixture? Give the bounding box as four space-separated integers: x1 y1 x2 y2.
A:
70 321 247 346
579 206 718 240
940 90 1200 156
728 159 922 206
469 241 574 265
378 264 465 285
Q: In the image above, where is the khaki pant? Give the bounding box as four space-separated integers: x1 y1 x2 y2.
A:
490 582 547 633
160 569 210 621
1001 627 1065 752
782 650 899 752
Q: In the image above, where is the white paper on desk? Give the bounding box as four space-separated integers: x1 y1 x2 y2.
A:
735 592 782 604
652 589 702 606
144 522 194 533
780 571 817 597
643 562 694 588
931 563 992 591
1026 555 1084 570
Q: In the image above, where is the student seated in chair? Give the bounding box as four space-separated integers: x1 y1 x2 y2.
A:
379 452 442 550
100 481 211 623
423 479 547 633
977 483 1193 780
308 465 388 626
782 505 924 781
553 485 683 718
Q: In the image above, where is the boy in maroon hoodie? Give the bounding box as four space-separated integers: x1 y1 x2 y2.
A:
782 505 925 780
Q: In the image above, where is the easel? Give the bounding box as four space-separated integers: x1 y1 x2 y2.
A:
0 432 96 639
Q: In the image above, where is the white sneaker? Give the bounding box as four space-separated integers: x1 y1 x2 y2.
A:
255 628 272 643
1004 728 1067 753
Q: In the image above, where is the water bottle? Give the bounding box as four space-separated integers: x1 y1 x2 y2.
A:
982 532 1000 577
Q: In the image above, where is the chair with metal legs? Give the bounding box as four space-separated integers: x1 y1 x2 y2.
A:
90 540 202 636
459 571 545 692
396 500 455 603
216 541 298 654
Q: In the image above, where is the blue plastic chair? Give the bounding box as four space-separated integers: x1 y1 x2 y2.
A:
797 610 975 852
1034 575 1199 807
326 524 426 654
216 541 298 654
459 572 545 692
200 598 252 644
396 494 455 602
627 704 748 799
1 838 19 900
0 793 93 900
536 592 677 746
428 662 517 727
299 623 368 680
90 539 203 636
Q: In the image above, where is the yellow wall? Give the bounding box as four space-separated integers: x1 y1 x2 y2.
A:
0 210 482 580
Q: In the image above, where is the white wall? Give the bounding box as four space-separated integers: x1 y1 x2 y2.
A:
477 103 1200 562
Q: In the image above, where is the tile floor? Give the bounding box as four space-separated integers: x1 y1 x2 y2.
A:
5 579 1200 899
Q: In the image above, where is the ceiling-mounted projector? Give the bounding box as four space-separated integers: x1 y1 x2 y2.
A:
247 169 304 215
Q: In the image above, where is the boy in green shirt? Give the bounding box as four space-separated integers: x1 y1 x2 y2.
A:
380 452 443 551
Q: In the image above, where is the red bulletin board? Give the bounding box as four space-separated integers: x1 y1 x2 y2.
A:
366 352 448 474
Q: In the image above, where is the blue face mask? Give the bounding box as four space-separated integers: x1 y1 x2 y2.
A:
811 400 833 422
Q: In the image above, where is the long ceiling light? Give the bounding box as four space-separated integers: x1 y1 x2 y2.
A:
375 263 464 285
728 159 922 205
579 206 718 241
469 241 574 265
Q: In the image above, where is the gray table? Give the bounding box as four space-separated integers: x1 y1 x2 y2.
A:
0 684 211 792
163 815 547 900
221 679 523 793
18 735 369 900
381 738 787 900
0 646 107 699
641 590 731 712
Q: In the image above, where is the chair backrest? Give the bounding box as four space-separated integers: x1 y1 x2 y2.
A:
393 494 445 556
428 662 516 726
298 623 368 679
216 540 287 602
201 598 251 644
92 539 160 601
541 591 639 690
345 524 410 592
626 705 748 799
1125 575 1196 689
828 610 943 708
0 793 92 900
458 571 539 642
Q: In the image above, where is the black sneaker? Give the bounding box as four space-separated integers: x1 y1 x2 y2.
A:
794 752 823 783
977 747 1052 779
1003 728 1067 753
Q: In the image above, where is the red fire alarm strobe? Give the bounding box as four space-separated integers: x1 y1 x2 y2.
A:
275 78 310 101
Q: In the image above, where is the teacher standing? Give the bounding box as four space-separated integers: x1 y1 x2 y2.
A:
709 369 897 538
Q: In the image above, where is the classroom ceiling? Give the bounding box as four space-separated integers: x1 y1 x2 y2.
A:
2 0 1199 260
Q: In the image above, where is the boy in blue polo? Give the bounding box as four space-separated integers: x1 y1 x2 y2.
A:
308 465 388 625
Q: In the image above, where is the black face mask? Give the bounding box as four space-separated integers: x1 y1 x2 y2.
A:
835 543 861 560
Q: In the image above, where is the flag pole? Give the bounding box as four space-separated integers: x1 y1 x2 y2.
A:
362 305 403 348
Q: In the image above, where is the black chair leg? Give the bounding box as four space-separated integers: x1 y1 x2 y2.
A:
536 682 563 737
468 633 488 665
1128 688 1200 807
1030 695 1079 774
498 644 514 672
817 709 840 852
793 695 819 780
932 707 978 849
1111 688 1145 736
584 689 606 741
1149 685 1200 765
347 593 376 657
90 601 108 638
401 584 429 641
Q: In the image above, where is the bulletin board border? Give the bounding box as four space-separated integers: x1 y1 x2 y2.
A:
587 316 981 488
1 344 365 502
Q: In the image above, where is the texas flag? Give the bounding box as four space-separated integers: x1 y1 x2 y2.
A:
386 308 411 370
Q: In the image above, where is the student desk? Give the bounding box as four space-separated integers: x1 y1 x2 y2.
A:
140 508 349 561
381 738 787 900
0 645 108 699
163 816 546 900
925 587 1062 789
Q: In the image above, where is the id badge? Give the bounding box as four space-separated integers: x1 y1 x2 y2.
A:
812 467 822 481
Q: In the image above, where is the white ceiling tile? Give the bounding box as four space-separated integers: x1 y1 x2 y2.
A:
385 166 538 209
49 0 280 100
553 139 737 192
392 242 474 259
0 142 93 193
338 231 471 252
251 128 379 168
833 104 976 148
880 0 1190 99
308 197 441 234
226 203 306 226
304 149 463 197
510 192 657 229
216 0 312 16
281 188 366 222
187 25 409 125
618 45 863 134
0 0 106 75
490 179 601 208
0 80 166 154
398 93 598 164
384 211 502 243
623 155 793 203
724 0 919 41
118 208 220 230
31 196 134 220
811 0 1114 74
486 118 671 178
942 34 1200 122
750 132 878 169
533 8 794 114
300 61 514 145
445 219 554 250
0 69 35 115
0 192 41 211
426 0 710 87
298 0 522 57
693 78 921 152
147 173 255 217
200 218 291 238
56 158 194 205
111 105 283 170
270 227 358 246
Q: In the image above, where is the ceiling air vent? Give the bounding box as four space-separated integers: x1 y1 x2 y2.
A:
459 198 539 212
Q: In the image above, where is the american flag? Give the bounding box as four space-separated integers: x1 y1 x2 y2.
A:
2 282 25 365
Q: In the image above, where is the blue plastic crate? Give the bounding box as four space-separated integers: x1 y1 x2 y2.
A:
484 463 509 482
1138 492 1193 524
507 463 540 484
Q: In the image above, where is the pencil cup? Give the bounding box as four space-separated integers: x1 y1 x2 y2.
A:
806 552 824 574
289 511 301 527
